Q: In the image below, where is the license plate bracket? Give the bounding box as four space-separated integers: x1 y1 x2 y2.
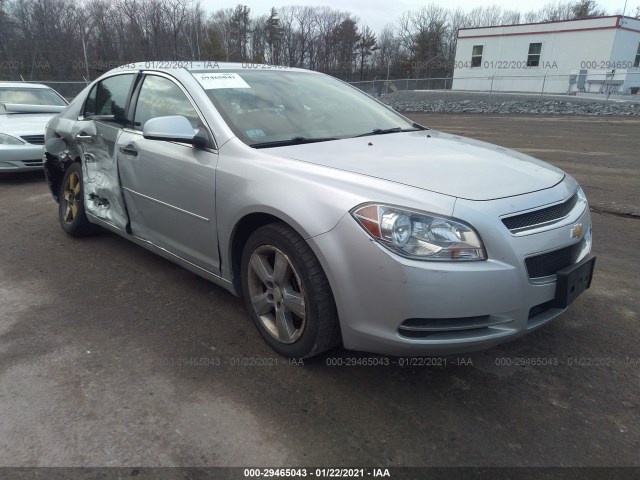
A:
553 255 596 309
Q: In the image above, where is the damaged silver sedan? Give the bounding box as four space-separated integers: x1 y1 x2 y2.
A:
44 63 595 358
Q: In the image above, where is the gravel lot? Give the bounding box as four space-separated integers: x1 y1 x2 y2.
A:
381 90 640 115
0 115 639 472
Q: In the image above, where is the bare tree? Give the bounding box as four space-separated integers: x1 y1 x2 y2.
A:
0 0 613 83
250 13 267 62
356 25 376 80
313 6 350 71
207 8 233 60
228 4 250 61
397 5 449 77
571 0 607 18
265 7 282 64
163 0 190 60
373 24 398 73
292 6 316 67
0 0 11 66
332 17 360 77
277 6 297 67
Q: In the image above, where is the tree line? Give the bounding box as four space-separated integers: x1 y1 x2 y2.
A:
0 0 636 83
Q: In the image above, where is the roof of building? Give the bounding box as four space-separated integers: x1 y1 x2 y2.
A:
457 15 640 39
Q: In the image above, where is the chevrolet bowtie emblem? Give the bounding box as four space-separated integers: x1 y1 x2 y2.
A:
571 223 584 239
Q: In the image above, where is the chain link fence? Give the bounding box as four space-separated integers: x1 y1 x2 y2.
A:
350 77 454 96
350 71 640 99
3 71 640 102
33 80 89 99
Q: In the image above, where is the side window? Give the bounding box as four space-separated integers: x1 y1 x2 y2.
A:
634 42 640 68
83 74 135 125
133 75 200 131
527 43 542 67
471 45 483 67
83 84 98 117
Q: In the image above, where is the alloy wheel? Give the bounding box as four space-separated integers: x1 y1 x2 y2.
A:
247 245 306 344
62 171 81 223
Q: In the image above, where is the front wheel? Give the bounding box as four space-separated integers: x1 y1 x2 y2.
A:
241 223 340 358
58 162 100 236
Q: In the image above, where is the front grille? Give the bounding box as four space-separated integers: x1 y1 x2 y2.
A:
20 135 45 145
502 193 578 232
525 238 586 279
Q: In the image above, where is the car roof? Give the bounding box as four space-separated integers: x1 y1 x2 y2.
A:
0 81 54 89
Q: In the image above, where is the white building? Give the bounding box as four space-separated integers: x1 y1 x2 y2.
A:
452 16 640 94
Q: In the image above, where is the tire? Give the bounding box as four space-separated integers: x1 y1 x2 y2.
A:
241 222 341 358
58 162 100 236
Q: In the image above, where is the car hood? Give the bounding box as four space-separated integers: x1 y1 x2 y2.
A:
267 130 565 201
0 113 56 136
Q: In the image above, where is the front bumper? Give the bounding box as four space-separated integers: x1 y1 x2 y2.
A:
0 144 44 171
309 181 593 356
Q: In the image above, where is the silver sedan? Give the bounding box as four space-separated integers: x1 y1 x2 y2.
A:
43 63 595 358
0 82 67 171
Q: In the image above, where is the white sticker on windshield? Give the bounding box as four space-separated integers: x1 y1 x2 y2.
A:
245 129 266 138
192 72 251 89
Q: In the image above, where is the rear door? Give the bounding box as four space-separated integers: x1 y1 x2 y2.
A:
117 73 220 273
75 73 136 230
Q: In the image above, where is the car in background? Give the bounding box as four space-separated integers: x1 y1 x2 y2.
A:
0 82 68 172
43 63 595 358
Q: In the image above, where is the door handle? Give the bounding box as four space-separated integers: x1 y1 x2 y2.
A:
119 145 138 157
75 133 93 142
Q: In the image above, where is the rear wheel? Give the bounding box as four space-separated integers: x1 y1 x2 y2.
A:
241 223 340 358
58 162 100 236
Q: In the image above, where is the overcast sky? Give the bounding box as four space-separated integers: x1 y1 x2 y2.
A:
200 0 635 35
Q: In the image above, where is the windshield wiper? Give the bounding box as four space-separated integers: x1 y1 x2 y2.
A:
353 127 421 138
251 136 337 149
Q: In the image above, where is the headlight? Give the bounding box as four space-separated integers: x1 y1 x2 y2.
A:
576 185 587 204
351 204 487 261
0 133 25 145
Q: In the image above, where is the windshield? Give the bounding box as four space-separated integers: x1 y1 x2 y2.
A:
195 70 417 148
0 87 67 106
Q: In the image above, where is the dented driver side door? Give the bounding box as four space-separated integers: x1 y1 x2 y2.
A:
75 73 136 230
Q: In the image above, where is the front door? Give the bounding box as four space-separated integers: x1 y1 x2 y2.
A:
76 73 136 230
117 74 220 273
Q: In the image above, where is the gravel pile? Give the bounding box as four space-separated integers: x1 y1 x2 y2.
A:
380 90 640 116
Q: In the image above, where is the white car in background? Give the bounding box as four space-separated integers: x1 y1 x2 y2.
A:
0 82 68 172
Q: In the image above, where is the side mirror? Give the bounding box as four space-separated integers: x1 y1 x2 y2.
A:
45 137 67 156
142 115 210 148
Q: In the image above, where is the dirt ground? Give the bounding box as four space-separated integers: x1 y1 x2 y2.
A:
0 114 638 469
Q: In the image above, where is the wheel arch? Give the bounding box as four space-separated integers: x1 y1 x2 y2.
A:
229 211 302 294
227 208 338 296
44 153 81 202
230 212 343 356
